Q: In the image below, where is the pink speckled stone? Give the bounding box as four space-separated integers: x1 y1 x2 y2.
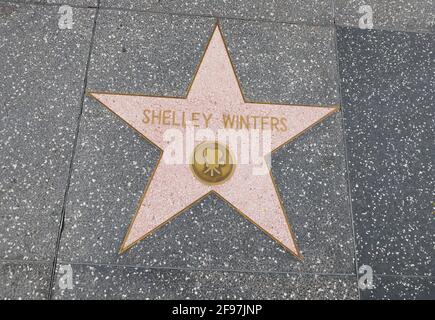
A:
90 25 337 257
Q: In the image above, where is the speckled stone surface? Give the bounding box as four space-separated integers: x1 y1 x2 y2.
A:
0 3 95 261
100 0 333 25
1 1 433 301
56 10 353 278
334 0 434 33
361 276 434 300
86 12 215 95
52 263 358 299
220 20 339 105
3 0 98 6
87 11 339 104
0 261 51 300
337 26 433 296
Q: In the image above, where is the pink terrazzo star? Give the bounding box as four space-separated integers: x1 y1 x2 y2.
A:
90 24 338 259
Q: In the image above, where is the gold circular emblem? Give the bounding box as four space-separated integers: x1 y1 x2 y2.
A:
191 141 235 185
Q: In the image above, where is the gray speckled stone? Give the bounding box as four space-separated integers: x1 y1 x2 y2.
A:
334 0 434 33
87 11 215 95
220 20 339 105
88 11 339 105
3 0 98 7
0 3 95 260
272 113 354 273
337 27 434 278
0 261 51 300
52 263 358 299
361 276 434 300
57 10 352 275
100 0 156 11
100 0 333 25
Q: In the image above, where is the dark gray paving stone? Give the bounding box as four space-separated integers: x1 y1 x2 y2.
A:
334 0 434 33
361 275 434 300
0 261 51 300
88 11 339 105
0 3 95 260
220 20 339 105
100 0 155 11
337 27 434 277
100 0 333 25
273 112 355 273
87 11 215 96
3 0 98 6
58 10 351 274
52 263 358 299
